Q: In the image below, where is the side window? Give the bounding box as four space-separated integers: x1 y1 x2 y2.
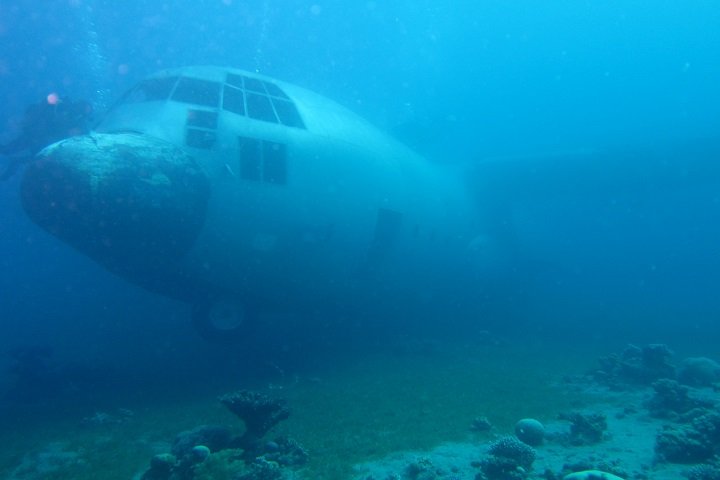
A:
238 137 287 185
186 109 218 149
187 110 218 129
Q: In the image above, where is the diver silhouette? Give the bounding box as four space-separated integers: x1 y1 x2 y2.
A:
0 97 93 180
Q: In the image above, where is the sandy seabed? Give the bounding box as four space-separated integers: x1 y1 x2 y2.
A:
0 335 714 479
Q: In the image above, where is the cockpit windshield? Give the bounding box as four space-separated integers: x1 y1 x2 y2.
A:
108 71 305 130
172 77 221 108
224 73 305 128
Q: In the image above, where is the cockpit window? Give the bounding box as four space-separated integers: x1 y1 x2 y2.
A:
263 82 290 100
222 73 305 129
246 93 276 123
186 109 218 129
122 76 179 103
226 73 244 89
223 86 245 116
172 77 221 108
243 76 266 94
272 99 304 127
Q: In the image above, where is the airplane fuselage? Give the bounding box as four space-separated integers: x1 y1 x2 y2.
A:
21 66 492 333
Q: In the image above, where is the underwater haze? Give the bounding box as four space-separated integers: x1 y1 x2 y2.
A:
1 1 720 479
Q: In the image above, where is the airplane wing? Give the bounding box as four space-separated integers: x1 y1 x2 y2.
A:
466 137 720 201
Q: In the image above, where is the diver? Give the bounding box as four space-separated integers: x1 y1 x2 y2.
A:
0 96 93 180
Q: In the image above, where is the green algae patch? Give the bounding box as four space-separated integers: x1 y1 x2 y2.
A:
278 343 591 478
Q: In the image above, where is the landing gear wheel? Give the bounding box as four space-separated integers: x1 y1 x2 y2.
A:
192 297 254 343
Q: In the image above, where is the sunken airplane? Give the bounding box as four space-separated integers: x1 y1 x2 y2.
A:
19 66 719 340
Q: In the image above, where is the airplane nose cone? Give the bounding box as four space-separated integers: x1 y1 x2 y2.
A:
20 133 210 276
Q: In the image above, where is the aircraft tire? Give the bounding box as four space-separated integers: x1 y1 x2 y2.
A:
192 296 255 343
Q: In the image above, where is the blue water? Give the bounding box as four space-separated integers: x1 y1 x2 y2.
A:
1 0 720 437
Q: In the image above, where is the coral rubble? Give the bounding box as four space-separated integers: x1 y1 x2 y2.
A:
557 412 607 445
595 344 675 386
645 379 714 419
